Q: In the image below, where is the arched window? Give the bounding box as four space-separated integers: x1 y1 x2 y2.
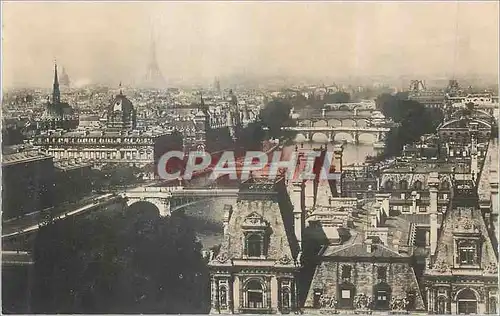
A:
246 280 264 309
413 180 423 190
246 234 263 257
440 181 450 190
437 296 447 314
374 283 391 310
384 180 394 191
457 289 478 314
219 286 227 307
399 180 409 190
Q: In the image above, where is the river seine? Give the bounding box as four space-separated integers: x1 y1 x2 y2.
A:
182 142 382 250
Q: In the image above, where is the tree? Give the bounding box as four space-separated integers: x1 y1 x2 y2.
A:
375 93 444 159
259 99 296 139
32 205 210 314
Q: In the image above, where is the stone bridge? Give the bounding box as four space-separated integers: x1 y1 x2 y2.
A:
296 115 374 129
283 126 390 145
121 186 239 216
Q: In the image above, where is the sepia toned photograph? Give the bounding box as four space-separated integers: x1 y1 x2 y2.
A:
1 1 499 314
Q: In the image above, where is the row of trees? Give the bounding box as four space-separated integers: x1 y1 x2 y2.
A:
32 204 210 314
375 92 444 159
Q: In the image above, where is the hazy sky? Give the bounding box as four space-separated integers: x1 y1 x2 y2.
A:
2 1 499 88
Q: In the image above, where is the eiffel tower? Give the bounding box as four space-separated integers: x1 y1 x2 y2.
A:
143 33 166 89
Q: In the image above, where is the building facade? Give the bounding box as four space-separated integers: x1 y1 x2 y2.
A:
423 177 498 314
208 177 302 314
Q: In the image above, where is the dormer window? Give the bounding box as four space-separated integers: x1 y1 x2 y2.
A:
457 240 479 266
341 265 352 280
377 267 387 281
247 234 263 257
242 212 269 259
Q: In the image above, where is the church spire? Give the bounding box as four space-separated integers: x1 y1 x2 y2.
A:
52 61 60 104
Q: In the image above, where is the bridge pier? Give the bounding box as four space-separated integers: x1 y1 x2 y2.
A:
353 131 359 145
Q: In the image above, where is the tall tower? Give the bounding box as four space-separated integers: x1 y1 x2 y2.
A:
60 66 71 88
52 62 60 104
143 32 166 89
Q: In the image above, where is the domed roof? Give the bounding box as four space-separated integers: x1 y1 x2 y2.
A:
109 93 134 114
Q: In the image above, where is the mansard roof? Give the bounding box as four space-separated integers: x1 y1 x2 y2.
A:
210 177 299 266
477 140 498 201
425 190 498 277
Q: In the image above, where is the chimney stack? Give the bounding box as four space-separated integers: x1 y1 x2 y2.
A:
291 181 305 250
490 170 498 234
223 205 233 236
428 172 439 256
366 239 373 253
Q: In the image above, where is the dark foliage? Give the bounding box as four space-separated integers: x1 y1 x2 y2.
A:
259 99 296 140
32 207 210 314
375 93 444 159
2 127 25 147
237 121 267 151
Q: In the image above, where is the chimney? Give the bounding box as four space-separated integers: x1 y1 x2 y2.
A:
366 239 373 253
291 181 305 250
304 179 315 210
428 172 439 256
470 137 479 181
490 169 498 216
222 204 232 236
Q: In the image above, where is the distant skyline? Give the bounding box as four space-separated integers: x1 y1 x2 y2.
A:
2 1 499 88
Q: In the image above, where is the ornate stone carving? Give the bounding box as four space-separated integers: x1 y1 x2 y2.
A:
484 262 498 274
454 216 478 232
390 297 409 312
278 255 292 265
216 252 229 263
354 293 373 312
433 260 451 273
242 211 268 229
319 294 337 310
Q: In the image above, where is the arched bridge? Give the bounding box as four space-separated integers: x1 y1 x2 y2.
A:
283 126 390 145
121 186 239 216
296 115 375 129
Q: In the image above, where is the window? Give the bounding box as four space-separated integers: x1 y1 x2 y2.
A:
219 286 227 307
374 283 391 310
399 180 409 190
413 180 423 190
490 297 497 315
441 181 450 190
457 289 477 314
419 206 427 213
377 267 387 281
341 265 352 280
384 180 394 190
246 280 264 309
437 296 447 314
457 240 478 265
247 234 263 257
403 205 410 213
338 283 355 309
281 288 290 309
